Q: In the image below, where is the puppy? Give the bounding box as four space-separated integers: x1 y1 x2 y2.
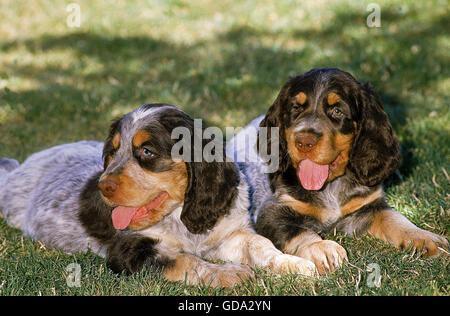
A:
228 68 449 274
0 103 317 287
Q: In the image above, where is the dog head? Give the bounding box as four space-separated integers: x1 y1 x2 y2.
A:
258 68 400 190
100 104 239 233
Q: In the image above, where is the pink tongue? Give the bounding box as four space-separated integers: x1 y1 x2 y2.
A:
112 206 138 230
111 193 168 230
298 159 329 190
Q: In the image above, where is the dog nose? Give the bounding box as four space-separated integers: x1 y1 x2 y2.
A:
296 133 320 152
98 179 119 197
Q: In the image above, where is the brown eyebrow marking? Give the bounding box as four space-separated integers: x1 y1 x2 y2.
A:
327 92 340 105
295 92 307 105
112 133 121 149
132 130 151 148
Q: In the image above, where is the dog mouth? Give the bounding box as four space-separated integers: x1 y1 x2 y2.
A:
111 192 169 230
297 154 342 191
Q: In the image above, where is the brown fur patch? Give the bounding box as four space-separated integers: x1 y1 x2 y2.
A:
334 132 354 151
278 194 330 223
142 162 188 202
327 92 340 105
112 133 120 150
163 254 253 287
163 254 197 283
340 188 383 217
327 132 354 181
285 127 302 166
295 92 307 105
132 130 151 148
117 160 187 206
285 128 300 166
280 189 384 225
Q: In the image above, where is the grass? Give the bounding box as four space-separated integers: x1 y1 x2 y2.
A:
0 0 448 296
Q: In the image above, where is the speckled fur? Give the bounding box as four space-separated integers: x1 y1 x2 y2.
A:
0 104 318 285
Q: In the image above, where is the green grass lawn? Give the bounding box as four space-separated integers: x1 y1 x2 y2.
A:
0 0 448 296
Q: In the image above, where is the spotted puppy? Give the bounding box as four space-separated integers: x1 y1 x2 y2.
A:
228 68 448 274
0 104 317 287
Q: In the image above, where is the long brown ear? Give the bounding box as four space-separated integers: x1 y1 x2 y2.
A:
180 124 240 234
181 160 240 234
257 82 291 174
347 84 401 186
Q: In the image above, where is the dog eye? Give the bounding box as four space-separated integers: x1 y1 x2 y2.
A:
332 108 344 118
140 147 155 158
293 102 304 111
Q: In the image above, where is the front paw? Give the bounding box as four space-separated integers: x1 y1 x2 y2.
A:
106 233 168 274
210 264 255 287
164 254 255 288
399 229 449 258
295 240 348 275
270 254 318 277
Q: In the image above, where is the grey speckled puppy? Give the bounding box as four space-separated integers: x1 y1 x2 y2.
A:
0 103 317 287
0 141 105 254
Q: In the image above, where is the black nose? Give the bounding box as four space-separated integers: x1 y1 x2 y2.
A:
98 179 119 198
295 133 320 153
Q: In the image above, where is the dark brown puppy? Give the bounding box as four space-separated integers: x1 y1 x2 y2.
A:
255 68 448 274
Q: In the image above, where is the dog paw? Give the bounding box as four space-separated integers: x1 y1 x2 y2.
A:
295 240 347 274
208 263 255 287
398 229 449 258
271 254 318 277
164 254 255 288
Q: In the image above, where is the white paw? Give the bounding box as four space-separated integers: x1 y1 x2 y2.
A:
295 240 347 274
271 254 317 277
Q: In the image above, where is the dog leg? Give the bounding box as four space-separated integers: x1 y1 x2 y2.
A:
284 230 347 274
214 229 317 276
107 232 253 287
368 209 449 257
163 253 254 287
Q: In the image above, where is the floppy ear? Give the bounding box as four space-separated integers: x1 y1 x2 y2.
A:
180 136 240 234
347 84 401 186
257 82 291 174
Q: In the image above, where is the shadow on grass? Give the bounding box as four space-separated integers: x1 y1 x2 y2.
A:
0 3 448 177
